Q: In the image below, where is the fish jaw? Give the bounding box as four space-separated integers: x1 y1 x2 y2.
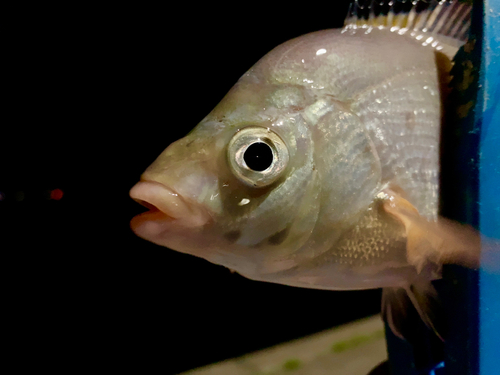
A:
128 180 282 277
130 180 212 242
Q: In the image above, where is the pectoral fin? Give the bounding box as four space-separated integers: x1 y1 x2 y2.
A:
380 189 482 273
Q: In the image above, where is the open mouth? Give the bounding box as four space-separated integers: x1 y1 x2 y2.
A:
131 198 175 225
132 198 174 219
135 199 158 212
129 180 210 230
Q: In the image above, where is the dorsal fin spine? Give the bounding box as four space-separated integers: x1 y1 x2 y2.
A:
343 0 472 58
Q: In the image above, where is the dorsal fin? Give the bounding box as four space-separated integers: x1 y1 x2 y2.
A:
343 0 472 60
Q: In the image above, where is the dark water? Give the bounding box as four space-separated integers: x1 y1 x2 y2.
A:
2 2 387 374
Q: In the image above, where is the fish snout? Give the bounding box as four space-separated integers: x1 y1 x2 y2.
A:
129 180 211 229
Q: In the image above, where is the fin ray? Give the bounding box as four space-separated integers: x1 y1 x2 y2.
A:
404 282 444 341
381 286 409 340
382 281 444 342
344 0 472 59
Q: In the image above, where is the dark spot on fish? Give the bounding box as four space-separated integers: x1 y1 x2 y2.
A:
405 111 416 130
224 230 241 243
312 165 316 171
268 226 291 246
363 144 372 155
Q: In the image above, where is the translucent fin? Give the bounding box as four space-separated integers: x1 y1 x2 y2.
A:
405 280 444 341
344 0 472 59
380 188 484 272
382 286 410 340
382 280 444 341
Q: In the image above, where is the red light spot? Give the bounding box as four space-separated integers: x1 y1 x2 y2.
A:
50 189 64 200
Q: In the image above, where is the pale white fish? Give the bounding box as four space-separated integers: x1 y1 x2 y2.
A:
130 0 494 340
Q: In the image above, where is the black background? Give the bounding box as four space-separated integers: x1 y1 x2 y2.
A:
4 2 383 373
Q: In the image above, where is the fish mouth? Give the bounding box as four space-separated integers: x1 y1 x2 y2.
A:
129 180 210 236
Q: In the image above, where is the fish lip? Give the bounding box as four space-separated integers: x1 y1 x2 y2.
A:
129 179 211 229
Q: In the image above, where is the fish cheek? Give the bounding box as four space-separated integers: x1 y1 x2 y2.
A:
215 139 282 219
213 164 273 244
217 176 273 216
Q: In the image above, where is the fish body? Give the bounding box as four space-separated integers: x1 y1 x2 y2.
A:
130 1 477 338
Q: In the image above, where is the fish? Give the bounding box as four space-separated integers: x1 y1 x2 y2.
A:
129 0 496 340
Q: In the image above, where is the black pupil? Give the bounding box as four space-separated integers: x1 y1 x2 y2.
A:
244 142 274 171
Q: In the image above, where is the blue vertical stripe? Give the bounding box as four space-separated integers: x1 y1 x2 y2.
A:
479 1 500 374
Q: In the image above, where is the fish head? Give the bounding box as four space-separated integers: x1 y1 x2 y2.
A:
130 68 323 281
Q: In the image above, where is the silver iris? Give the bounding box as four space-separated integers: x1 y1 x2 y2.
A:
227 126 289 187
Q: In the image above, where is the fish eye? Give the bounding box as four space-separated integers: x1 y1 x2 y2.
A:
244 142 274 172
227 126 289 187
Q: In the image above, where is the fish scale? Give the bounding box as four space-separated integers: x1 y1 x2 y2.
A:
332 201 407 268
351 55 442 219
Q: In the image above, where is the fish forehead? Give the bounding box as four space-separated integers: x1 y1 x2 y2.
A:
199 28 434 134
251 28 436 99
202 76 313 129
